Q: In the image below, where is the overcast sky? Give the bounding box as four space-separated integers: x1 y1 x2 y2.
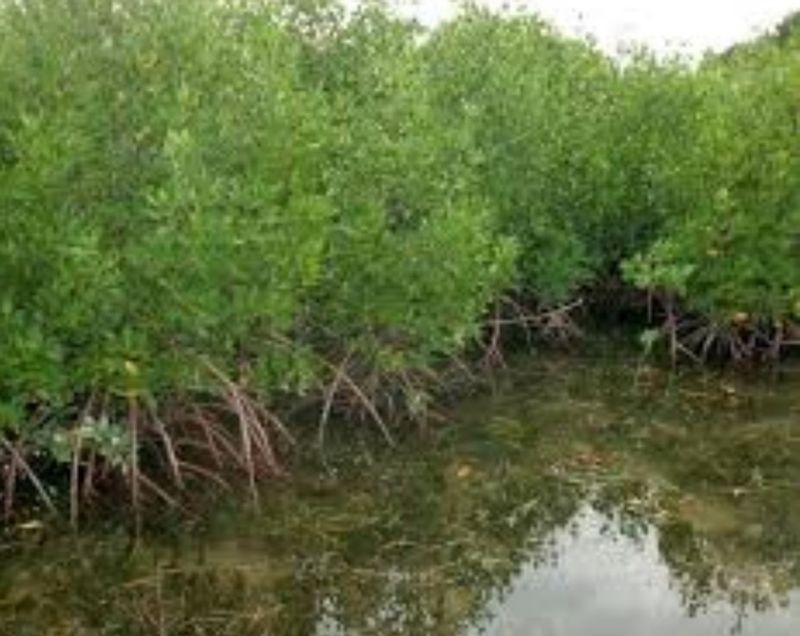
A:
382 0 800 56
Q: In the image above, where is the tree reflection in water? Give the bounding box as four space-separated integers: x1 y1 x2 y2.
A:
2 353 799 636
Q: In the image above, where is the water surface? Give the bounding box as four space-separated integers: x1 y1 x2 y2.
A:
2 352 800 635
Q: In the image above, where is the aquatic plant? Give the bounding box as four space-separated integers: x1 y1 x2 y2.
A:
0 0 514 522
0 0 798 521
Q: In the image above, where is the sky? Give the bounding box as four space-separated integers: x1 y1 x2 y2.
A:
381 0 800 56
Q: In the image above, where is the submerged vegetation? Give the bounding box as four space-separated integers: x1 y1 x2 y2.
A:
2 353 800 635
0 0 798 521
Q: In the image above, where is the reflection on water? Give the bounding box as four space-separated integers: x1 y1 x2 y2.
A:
473 506 800 636
1 350 800 636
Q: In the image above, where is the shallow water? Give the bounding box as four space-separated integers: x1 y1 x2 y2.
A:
2 352 800 635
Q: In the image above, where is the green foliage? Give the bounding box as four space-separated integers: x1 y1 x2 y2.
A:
424 6 799 331
423 10 608 302
297 3 516 363
0 0 514 493
1 0 799 512
625 36 800 325
422 11 706 305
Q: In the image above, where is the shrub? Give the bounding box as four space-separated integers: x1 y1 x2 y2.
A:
0 0 516 517
1 0 799 520
623 34 800 355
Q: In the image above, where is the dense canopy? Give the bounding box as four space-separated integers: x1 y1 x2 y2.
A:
0 0 798 519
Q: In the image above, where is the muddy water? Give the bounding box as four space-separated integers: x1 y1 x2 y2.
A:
1 352 800 635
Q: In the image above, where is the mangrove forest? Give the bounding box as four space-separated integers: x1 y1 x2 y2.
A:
1 0 800 633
